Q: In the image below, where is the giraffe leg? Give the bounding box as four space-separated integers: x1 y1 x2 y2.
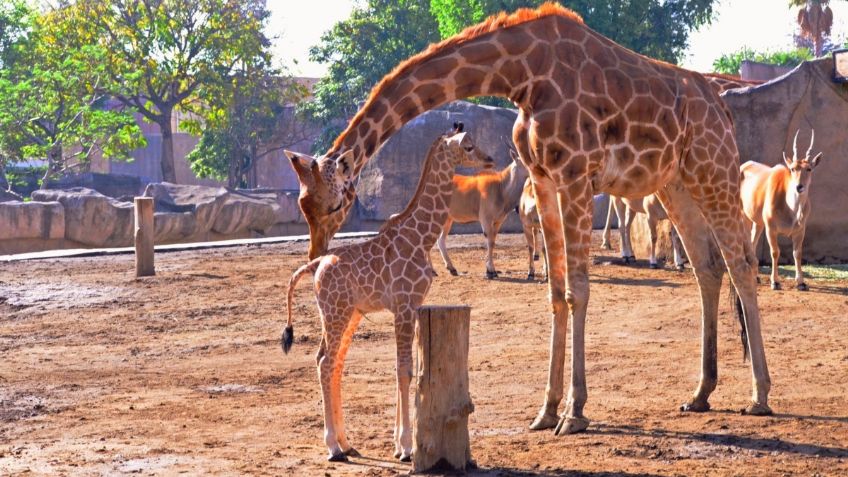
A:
527 175 567 431
750 221 764 283
681 156 772 414
316 315 346 461
765 226 781 290
437 219 458 275
655 184 723 412
792 228 807 290
553 181 593 436
391 307 416 461
601 196 614 250
332 310 364 457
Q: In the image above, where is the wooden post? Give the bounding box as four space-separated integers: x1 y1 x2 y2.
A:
413 305 474 473
134 197 155 277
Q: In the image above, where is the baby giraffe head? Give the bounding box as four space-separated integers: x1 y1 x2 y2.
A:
442 122 496 169
783 129 823 195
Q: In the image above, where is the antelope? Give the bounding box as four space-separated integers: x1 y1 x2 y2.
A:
740 129 823 291
437 149 528 278
517 177 547 280
602 194 686 270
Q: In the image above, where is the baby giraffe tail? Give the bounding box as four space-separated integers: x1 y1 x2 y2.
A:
728 282 748 362
282 257 322 354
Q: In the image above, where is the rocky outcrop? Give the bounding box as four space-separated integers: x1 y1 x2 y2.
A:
0 201 64 241
32 188 134 247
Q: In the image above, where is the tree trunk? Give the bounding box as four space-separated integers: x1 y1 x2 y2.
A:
40 143 62 190
159 113 177 183
0 162 8 191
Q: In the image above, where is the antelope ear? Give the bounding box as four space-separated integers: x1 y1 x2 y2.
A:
782 151 792 168
335 150 356 182
811 152 823 169
509 148 520 163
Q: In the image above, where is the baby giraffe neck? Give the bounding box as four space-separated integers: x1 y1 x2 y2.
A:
398 145 456 250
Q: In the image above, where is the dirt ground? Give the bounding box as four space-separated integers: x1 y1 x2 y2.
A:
1 232 847 476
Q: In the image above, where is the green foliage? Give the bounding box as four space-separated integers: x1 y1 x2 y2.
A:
429 0 717 64
304 0 440 153
711 47 813 75
66 0 273 182
0 2 146 186
186 66 309 187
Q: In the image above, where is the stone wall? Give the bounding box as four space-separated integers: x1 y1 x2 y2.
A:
631 58 848 264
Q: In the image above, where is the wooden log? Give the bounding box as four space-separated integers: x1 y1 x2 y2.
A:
134 197 155 277
413 305 474 473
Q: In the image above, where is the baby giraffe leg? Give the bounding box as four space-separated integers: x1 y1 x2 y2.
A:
392 307 416 461
316 321 346 461
331 310 364 457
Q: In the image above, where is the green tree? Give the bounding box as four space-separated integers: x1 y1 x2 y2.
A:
304 0 440 152
0 2 145 189
712 47 813 75
70 0 272 183
430 1 717 63
184 63 309 188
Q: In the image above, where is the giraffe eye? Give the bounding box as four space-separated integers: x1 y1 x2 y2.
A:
464 146 474 152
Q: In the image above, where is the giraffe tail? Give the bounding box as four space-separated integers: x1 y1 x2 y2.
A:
728 281 748 362
282 257 322 354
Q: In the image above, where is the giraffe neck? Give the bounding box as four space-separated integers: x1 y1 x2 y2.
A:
325 14 585 174
388 140 457 250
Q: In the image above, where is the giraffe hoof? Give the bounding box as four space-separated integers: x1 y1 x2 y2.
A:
448 267 459 276
399 453 412 463
680 399 711 412
527 272 535 281
554 416 590 436
328 451 348 462
771 281 782 291
649 263 659 270
533 254 540 261
529 412 559 431
797 282 808 291
344 447 361 457
676 264 685 271
485 271 497 280
741 402 773 416
393 450 401 459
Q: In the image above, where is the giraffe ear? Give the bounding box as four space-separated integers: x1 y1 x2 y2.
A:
286 150 315 187
335 150 355 182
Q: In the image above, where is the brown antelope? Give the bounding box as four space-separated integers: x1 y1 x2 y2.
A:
517 177 546 280
740 129 823 291
602 194 686 270
437 149 528 278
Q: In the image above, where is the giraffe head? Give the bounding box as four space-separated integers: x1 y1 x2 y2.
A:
285 122 493 258
443 122 496 169
782 129 823 195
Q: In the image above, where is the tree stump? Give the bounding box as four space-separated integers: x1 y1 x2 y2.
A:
413 305 474 473
134 197 155 277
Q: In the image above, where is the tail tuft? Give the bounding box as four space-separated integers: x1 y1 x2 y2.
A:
281 325 294 354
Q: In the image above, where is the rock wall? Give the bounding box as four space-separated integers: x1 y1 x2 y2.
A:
631 58 848 264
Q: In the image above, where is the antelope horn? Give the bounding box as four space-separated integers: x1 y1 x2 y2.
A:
806 129 815 158
792 129 800 159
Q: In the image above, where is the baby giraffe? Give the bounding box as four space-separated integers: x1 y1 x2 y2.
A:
281 124 490 462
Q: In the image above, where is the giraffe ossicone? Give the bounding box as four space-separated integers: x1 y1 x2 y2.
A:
282 126 493 462
288 2 774 437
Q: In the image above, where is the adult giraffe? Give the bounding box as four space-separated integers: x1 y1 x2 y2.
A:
285 3 772 434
